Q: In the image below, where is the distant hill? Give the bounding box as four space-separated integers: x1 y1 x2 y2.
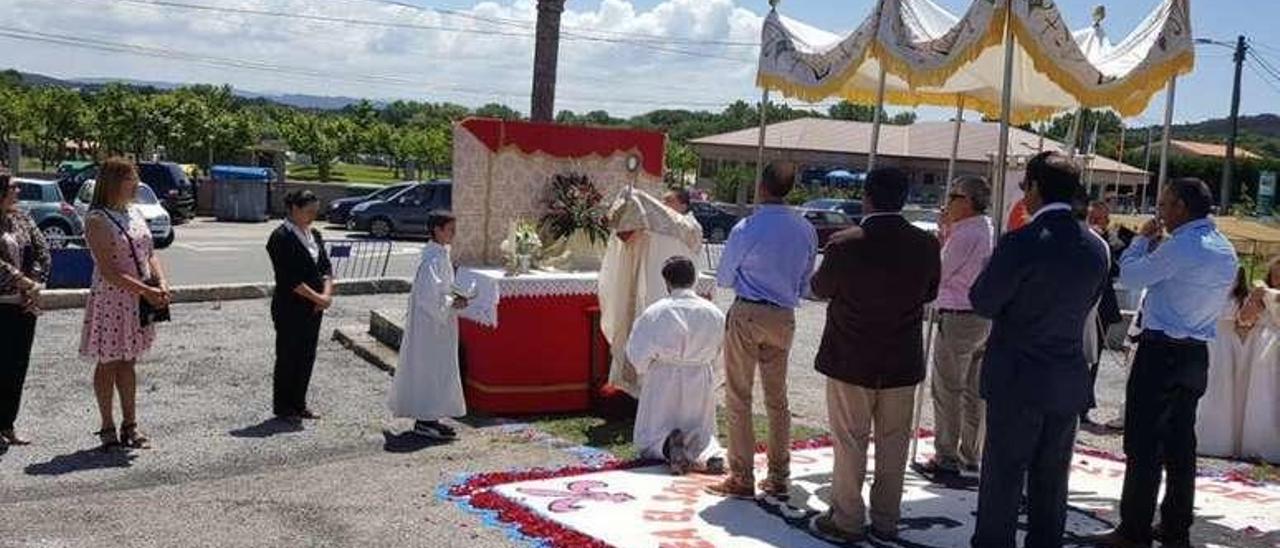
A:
13 70 370 110
1152 114 1280 158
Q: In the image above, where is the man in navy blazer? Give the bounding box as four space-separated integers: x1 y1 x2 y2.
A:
969 151 1109 548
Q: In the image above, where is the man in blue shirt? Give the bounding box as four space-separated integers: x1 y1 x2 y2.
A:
1094 179 1238 548
706 161 818 499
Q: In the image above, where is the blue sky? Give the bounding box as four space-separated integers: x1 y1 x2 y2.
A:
1 0 1276 124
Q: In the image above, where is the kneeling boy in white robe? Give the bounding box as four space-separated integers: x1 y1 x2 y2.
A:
626 256 726 474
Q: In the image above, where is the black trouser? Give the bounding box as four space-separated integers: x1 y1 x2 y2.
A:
1117 331 1208 544
972 398 1079 548
272 304 323 416
0 304 38 431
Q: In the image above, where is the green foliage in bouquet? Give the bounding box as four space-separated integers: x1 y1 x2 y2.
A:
541 172 610 244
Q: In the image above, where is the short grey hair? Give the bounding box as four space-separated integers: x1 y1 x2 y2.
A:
952 175 991 213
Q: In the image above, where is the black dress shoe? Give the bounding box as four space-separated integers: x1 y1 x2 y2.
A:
1083 529 1150 548
297 409 321 420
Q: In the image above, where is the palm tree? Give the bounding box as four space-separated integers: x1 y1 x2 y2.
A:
531 0 566 123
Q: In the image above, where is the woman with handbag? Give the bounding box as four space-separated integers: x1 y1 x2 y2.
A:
266 190 333 421
80 158 170 451
0 174 51 447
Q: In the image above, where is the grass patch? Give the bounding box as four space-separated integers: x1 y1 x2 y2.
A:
524 409 826 461
287 162 402 184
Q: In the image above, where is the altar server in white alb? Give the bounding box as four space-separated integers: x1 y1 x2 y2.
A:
389 211 469 441
627 256 726 475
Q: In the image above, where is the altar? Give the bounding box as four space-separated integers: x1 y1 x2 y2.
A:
457 268 716 414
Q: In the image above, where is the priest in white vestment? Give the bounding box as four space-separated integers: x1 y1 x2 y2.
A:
389 213 468 440
599 188 703 397
627 256 726 474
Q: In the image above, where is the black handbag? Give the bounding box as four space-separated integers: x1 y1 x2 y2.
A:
101 208 170 327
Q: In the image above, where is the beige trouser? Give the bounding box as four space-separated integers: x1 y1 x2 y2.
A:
931 312 991 467
723 300 795 485
827 379 916 533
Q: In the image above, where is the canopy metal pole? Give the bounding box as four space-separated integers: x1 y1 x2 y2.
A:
868 65 887 171
1113 124 1126 203
1066 107 1084 157
1085 117 1100 198
1158 78 1177 189
747 88 769 208
991 6 1016 236
945 96 965 201
1141 126 1154 213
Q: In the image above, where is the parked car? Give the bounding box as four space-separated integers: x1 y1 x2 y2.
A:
58 161 195 223
802 198 864 222
689 200 741 243
348 180 452 239
327 182 414 226
55 164 97 206
76 180 175 249
14 178 83 249
902 206 941 234
801 208 855 248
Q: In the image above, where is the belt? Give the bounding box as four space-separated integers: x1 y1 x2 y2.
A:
735 296 783 308
1140 329 1206 347
937 309 975 315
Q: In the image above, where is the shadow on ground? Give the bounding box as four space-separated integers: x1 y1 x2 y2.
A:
228 418 305 439
25 448 137 476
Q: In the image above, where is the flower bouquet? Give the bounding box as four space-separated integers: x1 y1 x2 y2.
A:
499 220 543 275
539 172 609 271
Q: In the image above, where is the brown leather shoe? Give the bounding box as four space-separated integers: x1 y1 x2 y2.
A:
1083 529 1151 548
704 478 755 499
757 477 789 497
813 513 866 544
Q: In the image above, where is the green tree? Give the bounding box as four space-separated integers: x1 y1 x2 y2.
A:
24 87 87 168
665 140 697 187
474 103 523 120
92 84 154 157
0 85 28 166
281 114 354 182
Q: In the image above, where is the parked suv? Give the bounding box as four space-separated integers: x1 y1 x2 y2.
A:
57 161 195 223
348 180 452 239
15 178 84 249
327 182 414 226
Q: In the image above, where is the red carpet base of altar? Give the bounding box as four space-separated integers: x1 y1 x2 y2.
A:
460 438 1279 548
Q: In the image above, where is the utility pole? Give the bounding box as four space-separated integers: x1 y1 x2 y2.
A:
1221 35 1247 211
531 0 566 123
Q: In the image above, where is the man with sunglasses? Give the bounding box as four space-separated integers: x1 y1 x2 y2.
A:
921 175 994 478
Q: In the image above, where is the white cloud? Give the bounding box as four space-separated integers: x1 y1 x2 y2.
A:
0 0 772 115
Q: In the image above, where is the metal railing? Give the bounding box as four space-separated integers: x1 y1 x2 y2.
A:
703 242 724 273
325 239 393 280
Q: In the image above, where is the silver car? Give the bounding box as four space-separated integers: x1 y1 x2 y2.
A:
14 178 84 249
75 180 175 249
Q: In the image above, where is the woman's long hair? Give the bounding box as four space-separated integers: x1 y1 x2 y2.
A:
91 158 137 210
1232 266 1249 306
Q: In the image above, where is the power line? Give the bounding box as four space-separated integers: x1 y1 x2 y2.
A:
1246 61 1280 97
360 0 760 47
0 26 751 109
96 0 754 63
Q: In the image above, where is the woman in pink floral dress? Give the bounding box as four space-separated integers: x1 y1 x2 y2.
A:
80 159 170 451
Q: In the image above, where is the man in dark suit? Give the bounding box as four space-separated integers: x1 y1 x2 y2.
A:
810 167 941 543
969 152 1109 548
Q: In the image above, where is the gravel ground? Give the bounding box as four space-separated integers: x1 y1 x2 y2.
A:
0 294 572 547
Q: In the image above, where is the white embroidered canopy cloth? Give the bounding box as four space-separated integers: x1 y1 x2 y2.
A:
456 268 717 328
758 0 1194 123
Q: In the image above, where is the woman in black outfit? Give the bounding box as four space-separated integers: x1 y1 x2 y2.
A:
266 190 333 421
0 174 51 447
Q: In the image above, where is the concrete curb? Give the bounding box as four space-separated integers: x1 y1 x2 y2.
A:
369 309 404 351
39 277 413 311
333 326 398 374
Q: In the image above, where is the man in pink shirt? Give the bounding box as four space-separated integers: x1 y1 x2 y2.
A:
923 175 995 476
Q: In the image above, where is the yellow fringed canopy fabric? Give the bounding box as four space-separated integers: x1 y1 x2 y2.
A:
757 0 1194 124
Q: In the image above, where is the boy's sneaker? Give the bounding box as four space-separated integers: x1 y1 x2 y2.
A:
413 420 457 440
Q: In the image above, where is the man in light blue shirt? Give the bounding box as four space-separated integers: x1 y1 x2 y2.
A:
706 161 818 500
1094 178 1237 548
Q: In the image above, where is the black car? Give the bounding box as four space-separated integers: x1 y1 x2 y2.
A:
348 180 452 238
690 200 741 243
327 182 414 226
58 161 195 223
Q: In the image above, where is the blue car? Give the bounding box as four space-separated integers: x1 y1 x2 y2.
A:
348 181 452 239
327 182 414 226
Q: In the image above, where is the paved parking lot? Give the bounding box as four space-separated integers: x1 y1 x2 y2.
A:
157 218 426 285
